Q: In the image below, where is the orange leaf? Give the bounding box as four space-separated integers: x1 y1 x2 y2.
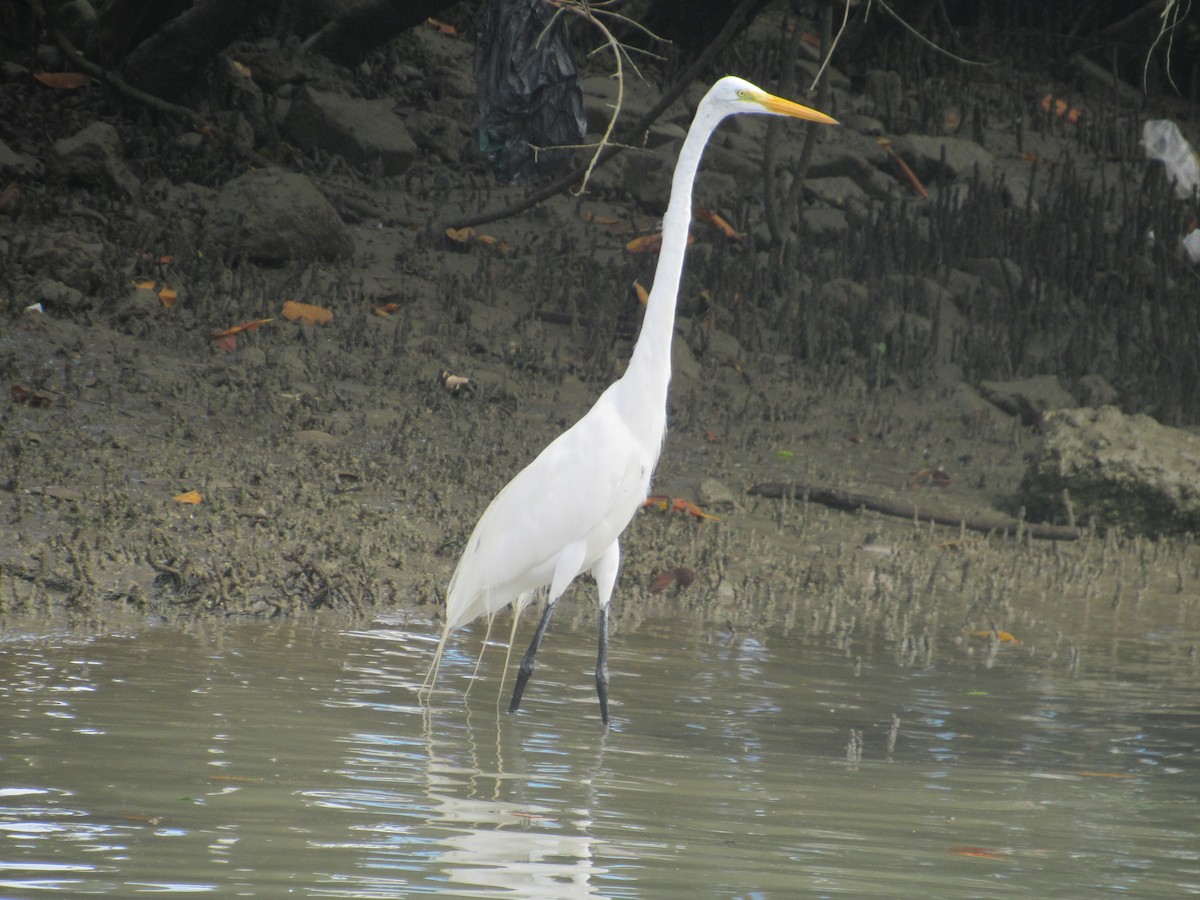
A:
634 281 649 306
158 284 178 308
878 139 928 198
445 226 473 243
626 232 694 253
34 72 90 90
695 207 741 240
671 498 720 520
426 17 458 36
211 317 273 339
172 490 203 504
475 233 511 252
626 234 662 254
966 630 1020 644
642 495 720 521
281 300 333 325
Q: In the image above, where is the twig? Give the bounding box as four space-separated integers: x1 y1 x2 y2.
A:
25 0 212 132
747 480 1082 541
443 0 762 231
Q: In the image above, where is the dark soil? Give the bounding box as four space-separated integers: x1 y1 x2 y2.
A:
2 10 1199 649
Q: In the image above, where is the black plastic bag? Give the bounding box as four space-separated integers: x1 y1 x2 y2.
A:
475 0 586 182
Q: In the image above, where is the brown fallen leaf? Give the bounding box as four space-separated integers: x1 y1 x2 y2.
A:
281 300 333 325
650 567 697 594
426 17 458 36
172 490 202 505
966 629 1020 644
641 495 720 521
626 233 664 254
633 281 649 305
694 207 741 240
445 226 510 253
211 318 274 352
34 72 90 90
11 384 53 407
878 138 928 199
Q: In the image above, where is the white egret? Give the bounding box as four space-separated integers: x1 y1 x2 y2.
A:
425 76 837 724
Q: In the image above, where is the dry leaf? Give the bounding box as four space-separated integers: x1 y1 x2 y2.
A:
634 281 649 305
641 495 720 521
157 285 178 308
11 384 53 407
445 226 509 252
426 17 458 36
231 60 252 78
33 72 90 90
281 300 333 325
626 234 663 254
695 207 741 240
172 490 203 504
212 318 273 339
1041 94 1083 124
650 567 697 594
966 629 1020 644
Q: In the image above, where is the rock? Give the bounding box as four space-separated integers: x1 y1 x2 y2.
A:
804 175 869 209
404 110 470 164
801 206 849 236
49 122 140 198
1077 374 1118 407
33 278 87 313
892 134 993 182
979 375 1076 425
0 139 40 176
284 85 418 176
202 168 353 265
958 257 1023 293
1020 406 1200 534
698 478 737 509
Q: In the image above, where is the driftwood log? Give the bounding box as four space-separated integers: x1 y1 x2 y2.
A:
747 481 1081 542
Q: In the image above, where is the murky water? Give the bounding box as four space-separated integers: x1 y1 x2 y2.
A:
2 603 1198 898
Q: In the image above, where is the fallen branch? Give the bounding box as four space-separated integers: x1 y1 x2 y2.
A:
747 481 1082 541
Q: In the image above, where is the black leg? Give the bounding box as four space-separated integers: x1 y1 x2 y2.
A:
508 598 557 714
596 605 610 725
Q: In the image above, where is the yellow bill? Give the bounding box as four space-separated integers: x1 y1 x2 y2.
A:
756 91 839 125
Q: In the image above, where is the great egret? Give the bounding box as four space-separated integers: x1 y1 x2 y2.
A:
425 76 837 724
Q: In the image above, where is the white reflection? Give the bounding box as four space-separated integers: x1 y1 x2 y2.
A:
313 620 608 898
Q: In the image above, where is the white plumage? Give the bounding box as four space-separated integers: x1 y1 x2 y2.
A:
423 76 837 724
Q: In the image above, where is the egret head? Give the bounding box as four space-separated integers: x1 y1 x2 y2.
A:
709 75 839 126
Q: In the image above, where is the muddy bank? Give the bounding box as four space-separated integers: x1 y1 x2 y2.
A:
2 10 1199 651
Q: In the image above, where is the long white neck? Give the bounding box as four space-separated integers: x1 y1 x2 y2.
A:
620 94 728 435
